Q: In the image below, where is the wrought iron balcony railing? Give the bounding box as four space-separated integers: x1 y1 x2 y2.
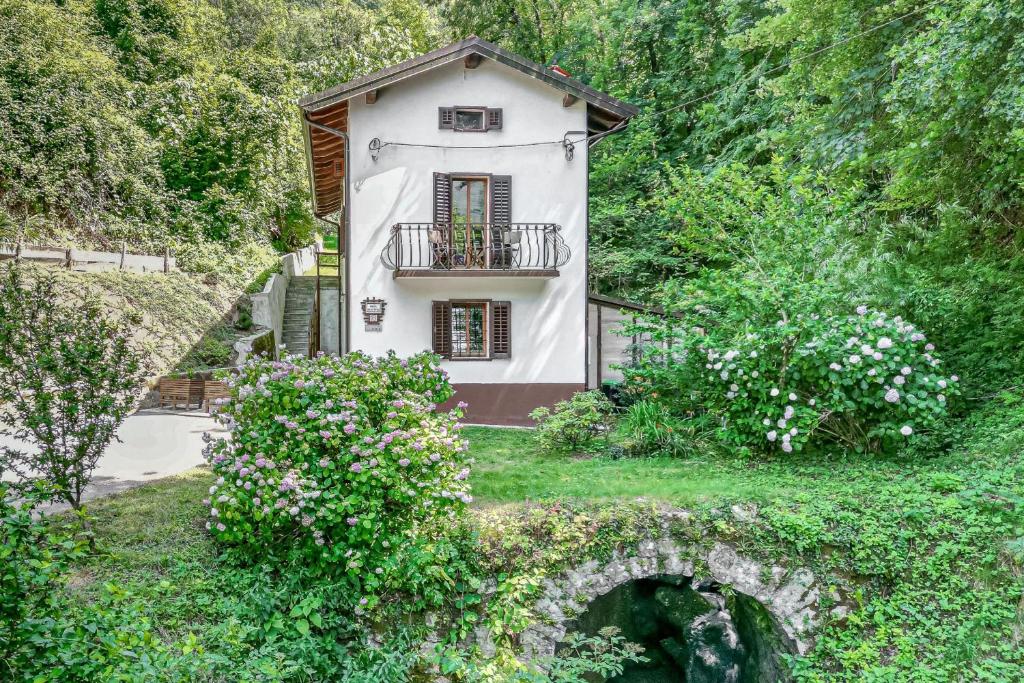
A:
380 223 570 274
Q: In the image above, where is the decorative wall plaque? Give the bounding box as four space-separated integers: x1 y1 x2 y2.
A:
361 297 386 332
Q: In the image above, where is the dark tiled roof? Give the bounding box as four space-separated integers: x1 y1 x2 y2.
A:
298 36 638 123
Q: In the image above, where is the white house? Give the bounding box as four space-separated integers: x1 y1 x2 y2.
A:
298 37 637 425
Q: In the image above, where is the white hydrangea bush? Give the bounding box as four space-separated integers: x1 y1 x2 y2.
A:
700 307 959 453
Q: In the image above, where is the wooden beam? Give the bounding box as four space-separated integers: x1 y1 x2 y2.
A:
365 89 378 104
562 93 578 107
464 53 483 69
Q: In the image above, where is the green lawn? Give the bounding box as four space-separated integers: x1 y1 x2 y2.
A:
465 426 795 504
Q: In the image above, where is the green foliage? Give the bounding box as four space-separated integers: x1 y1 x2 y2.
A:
205 351 472 609
631 306 959 454
0 264 146 509
0 0 437 250
617 400 701 457
529 390 616 454
0 483 87 676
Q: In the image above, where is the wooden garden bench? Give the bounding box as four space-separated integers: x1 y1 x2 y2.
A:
158 377 201 410
202 380 231 413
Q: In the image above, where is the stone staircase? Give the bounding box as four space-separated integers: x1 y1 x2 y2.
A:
281 276 339 357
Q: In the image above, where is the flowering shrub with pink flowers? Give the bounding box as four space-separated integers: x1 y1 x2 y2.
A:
629 307 960 453
203 350 472 605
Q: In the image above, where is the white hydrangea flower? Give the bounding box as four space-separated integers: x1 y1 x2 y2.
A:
877 337 893 349
848 355 861 364
829 362 842 371
893 375 906 386
868 368 877 376
873 352 883 361
925 343 935 351
781 442 793 453
770 388 780 397
750 351 758 358
788 392 797 401
751 371 760 378
856 305 868 315
720 370 729 380
884 388 900 403
938 379 947 389
762 418 771 426
777 418 787 429
901 366 912 375
900 425 913 436
860 344 873 355
730 384 739 392
937 394 946 403
767 431 778 442
808 398 816 406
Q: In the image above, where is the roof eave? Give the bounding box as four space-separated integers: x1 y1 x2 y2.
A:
298 37 638 124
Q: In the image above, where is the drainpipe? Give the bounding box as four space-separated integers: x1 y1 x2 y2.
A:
304 116 350 355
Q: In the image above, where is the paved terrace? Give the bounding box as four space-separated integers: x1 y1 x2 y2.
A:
1 408 221 512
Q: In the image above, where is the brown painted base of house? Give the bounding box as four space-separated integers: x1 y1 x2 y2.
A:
441 383 585 427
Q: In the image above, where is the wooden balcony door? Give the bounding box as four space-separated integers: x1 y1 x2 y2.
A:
451 176 488 268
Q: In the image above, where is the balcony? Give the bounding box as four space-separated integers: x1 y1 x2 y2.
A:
380 223 570 278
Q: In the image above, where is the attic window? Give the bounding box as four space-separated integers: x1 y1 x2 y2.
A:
439 106 503 131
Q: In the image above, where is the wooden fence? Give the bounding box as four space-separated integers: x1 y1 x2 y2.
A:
0 241 175 273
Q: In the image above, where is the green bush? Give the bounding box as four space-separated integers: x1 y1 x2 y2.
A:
631 306 959 454
617 400 705 457
0 265 146 511
0 483 86 675
205 351 472 609
529 391 616 454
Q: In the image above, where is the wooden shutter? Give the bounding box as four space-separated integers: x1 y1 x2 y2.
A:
490 175 511 224
491 301 511 358
433 172 452 225
487 108 503 130
432 301 452 358
438 107 454 129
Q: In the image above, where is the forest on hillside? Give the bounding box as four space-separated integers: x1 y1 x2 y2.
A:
4 0 1022 402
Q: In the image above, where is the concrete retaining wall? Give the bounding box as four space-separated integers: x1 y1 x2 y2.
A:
251 273 289 358
249 243 320 359
282 244 317 277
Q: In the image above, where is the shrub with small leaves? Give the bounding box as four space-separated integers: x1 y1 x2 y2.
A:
631 307 959 453
204 351 472 610
529 391 616 454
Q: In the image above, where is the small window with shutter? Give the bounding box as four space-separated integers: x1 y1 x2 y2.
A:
439 106 504 132
432 300 511 360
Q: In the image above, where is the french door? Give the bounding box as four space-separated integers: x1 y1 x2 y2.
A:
451 176 488 268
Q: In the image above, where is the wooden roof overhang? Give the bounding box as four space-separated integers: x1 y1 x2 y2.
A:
299 36 639 219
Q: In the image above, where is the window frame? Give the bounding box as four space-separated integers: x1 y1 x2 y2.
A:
453 107 487 132
449 300 491 360
439 106 503 132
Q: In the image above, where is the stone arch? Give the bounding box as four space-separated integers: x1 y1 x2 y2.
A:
519 536 829 662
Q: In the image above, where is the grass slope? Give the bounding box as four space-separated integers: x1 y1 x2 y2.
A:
8 259 271 375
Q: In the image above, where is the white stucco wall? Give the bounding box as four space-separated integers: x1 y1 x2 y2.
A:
346 59 589 385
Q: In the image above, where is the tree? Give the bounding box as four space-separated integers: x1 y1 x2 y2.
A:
0 265 146 512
